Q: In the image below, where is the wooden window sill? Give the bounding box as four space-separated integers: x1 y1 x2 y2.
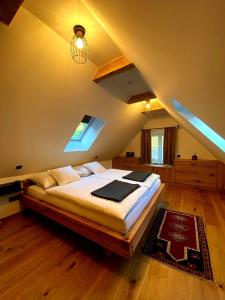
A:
141 163 173 168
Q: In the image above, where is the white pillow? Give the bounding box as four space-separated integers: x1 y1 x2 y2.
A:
30 172 57 189
83 161 106 174
48 166 80 186
74 165 93 177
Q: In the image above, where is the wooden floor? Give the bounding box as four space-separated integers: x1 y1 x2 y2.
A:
0 185 225 300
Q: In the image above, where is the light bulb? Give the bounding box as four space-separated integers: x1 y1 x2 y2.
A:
145 103 151 109
76 38 84 49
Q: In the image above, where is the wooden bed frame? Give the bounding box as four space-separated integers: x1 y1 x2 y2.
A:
20 183 165 259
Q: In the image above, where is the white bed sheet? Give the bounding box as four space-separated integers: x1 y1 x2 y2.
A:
27 178 161 234
46 176 148 220
91 169 160 188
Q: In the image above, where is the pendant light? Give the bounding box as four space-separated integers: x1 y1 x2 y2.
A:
71 25 88 64
145 100 151 110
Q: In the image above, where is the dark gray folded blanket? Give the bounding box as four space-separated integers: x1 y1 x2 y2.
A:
122 171 152 182
91 180 140 202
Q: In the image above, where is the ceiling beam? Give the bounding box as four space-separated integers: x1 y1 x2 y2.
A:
0 0 23 25
127 91 156 104
93 56 134 82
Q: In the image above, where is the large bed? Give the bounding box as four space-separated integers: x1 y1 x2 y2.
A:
21 169 164 259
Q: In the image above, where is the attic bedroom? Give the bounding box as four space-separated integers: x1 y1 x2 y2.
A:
0 0 224 299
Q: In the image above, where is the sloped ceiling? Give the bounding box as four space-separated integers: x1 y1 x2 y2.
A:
0 6 147 177
23 0 122 66
97 68 151 103
1 0 225 178
84 0 225 162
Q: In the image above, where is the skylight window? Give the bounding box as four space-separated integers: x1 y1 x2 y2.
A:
64 115 105 152
173 99 225 152
71 115 93 141
72 123 89 140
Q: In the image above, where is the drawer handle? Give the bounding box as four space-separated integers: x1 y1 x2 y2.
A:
190 163 197 166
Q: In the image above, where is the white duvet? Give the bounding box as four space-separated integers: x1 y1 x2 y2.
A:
46 176 148 220
91 169 160 189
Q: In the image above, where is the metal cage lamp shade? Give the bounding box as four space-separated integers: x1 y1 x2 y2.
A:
71 25 88 64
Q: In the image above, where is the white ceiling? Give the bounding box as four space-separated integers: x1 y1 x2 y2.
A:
23 0 122 66
2 0 223 178
23 0 153 101
97 68 151 103
0 7 149 177
83 0 225 162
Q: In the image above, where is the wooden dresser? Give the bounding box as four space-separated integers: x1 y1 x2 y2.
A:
112 156 140 170
174 159 221 189
112 157 224 190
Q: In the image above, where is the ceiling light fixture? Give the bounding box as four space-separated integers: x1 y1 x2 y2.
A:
71 25 88 64
145 100 151 109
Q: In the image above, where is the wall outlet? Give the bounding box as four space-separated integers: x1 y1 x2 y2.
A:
15 165 23 170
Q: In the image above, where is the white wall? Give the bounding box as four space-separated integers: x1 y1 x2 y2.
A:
84 0 225 162
0 7 146 178
122 110 217 160
0 160 112 219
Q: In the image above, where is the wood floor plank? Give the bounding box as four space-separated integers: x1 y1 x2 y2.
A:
0 185 224 300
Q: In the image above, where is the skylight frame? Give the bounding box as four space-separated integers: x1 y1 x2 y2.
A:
64 115 106 152
173 99 225 152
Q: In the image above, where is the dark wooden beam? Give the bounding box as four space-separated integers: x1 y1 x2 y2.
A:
93 56 134 82
0 0 23 25
127 91 156 104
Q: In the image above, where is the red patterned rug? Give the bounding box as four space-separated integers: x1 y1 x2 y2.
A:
143 208 213 281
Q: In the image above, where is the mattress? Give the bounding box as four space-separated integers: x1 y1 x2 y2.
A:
91 169 160 188
27 178 161 234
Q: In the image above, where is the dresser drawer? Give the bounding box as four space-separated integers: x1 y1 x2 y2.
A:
112 157 140 170
175 162 217 175
120 162 137 169
175 172 217 188
174 160 218 188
